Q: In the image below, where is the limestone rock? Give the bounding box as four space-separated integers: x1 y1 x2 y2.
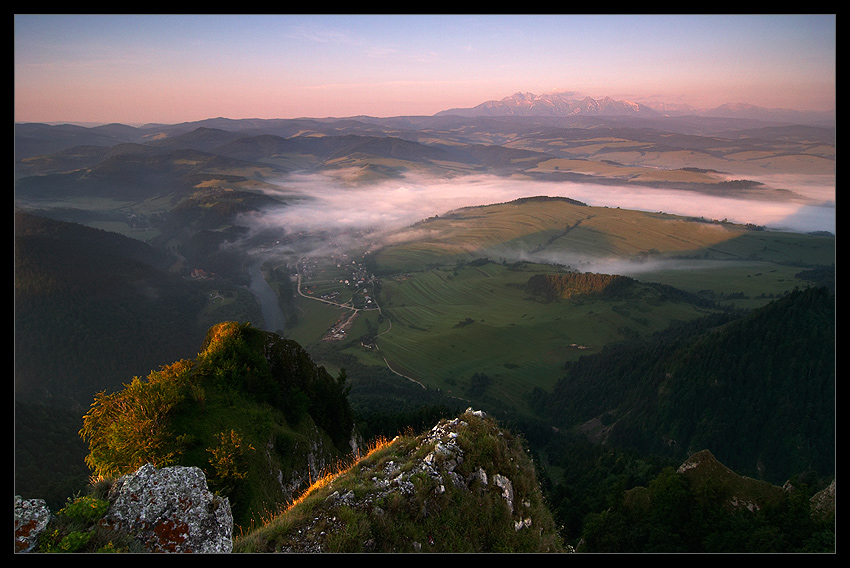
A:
810 479 836 521
100 463 233 553
14 496 51 553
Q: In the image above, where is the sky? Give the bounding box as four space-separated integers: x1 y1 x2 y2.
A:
14 14 835 125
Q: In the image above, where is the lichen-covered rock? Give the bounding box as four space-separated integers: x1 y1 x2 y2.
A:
14 496 51 553
810 479 836 522
248 408 564 553
100 463 233 553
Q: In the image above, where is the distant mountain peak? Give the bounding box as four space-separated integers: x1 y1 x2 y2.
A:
435 91 661 118
435 91 835 126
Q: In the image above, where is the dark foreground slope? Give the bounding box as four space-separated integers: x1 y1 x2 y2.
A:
235 408 565 553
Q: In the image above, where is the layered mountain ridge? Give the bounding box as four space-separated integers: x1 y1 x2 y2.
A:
14 95 835 552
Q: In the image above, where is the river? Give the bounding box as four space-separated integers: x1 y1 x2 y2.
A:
248 260 287 334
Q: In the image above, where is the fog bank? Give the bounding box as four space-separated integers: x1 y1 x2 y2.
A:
248 172 835 241
238 172 833 324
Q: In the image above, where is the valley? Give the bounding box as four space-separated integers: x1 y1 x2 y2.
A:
14 107 835 550
271 201 833 420
15 108 834 419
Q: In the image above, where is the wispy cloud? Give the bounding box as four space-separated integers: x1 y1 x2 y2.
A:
283 24 358 45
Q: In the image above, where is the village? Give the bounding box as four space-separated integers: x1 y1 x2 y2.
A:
296 253 381 341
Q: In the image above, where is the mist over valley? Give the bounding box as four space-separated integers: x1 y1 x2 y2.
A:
14 96 835 553
14 13 838 551
244 169 835 248
15 104 835 390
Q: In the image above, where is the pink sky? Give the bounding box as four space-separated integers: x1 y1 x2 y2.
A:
14 15 835 125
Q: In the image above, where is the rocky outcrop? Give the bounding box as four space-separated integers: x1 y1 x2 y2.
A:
336 409 531 523
14 496 51 553
237 408 564 553
100 463 233 553
16 464 233 553
809 479 836 522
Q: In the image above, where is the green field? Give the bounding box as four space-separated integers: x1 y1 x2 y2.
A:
282 197 833 418
370 198 833 272
374 262 716 405
287 257 733 416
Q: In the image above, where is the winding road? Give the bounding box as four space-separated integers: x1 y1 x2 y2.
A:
296 264 425 389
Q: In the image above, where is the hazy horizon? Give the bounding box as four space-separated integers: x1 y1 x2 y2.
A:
14 14 836 125
14 14 836 239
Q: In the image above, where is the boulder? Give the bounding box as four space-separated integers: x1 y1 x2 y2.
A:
14 496 51 553
100 463 233 553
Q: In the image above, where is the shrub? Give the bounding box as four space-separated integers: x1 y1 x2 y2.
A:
58 495 108 525
206 429 255 496
37 493 136 553
79 360 194 478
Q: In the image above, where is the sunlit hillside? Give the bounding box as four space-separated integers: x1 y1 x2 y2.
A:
234 408 564 553
370 196 833 273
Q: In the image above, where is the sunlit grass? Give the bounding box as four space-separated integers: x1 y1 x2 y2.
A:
234 410 565 553
234 434 398 547
291 435 396 508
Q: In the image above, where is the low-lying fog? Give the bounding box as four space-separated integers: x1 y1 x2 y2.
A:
246 172 835 245
239 171 833 329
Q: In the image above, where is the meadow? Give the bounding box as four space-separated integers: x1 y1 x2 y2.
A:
281 197 834 418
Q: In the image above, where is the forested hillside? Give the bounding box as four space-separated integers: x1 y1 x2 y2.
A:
522 271 719 308
532 286 835 485
14 210 263 509
14 210 213 406
578 450 835 553
77 322 355 527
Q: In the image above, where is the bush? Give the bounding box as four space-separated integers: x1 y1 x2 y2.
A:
79 360 194 478
206 429 255 496
38 493 137 553
58 495 108 525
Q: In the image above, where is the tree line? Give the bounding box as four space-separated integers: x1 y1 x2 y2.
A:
531 286 835 485
524 272 633 302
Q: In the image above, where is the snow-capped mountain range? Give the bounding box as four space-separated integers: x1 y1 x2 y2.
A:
436 91 656 117
435 91 835 126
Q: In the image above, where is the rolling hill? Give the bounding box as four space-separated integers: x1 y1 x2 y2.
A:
368 195 835 272
14 107 834 551
282 196 831 423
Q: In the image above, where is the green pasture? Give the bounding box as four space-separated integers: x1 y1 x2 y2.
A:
287 198 834 417
371 198 835 275
285 296 349 346
369 262 722 415
633 261 821 310
366 254 829 416
703 230 835 266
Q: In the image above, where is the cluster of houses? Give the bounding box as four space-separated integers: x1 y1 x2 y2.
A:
322 312 357 341
190 268 214 280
